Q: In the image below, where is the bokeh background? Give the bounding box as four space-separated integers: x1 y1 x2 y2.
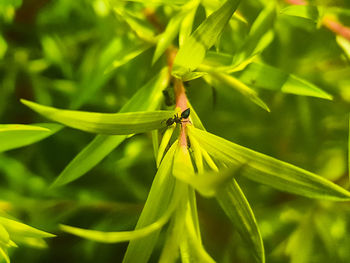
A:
1 0 350 262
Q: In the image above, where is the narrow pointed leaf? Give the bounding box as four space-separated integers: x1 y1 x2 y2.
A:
157 126 175 167
280 5 319 23
172 0 241 79
152 10 187 64
202 67 270 111
238 62 333 100
113 7 156 42
337 35 350 60
105 40 152 74
50 135 127 188
189 127 350 201
175 166 241 197
0 217 55 239
60 196 176 243
179 0 199 46
0 224 10 246
51 68 169 188
0 246 10 263
21 99 174 135
180 219 215 263
0 123 62 153
60 180 184 244
216 179 265 263
123 142 177 263
233 4 276 66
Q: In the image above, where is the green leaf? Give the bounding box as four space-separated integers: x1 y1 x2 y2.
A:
0 245 10 263
180 220 215 263
60 179 183 244
50 135 127 188
173 154 240 197
21 99 174 135
238 62 333 100
152 5 191 64
172 0 241 79
179 0 199 46
233 3 276 66
123 142 177 263
216 179 265 263
0 217 55 240
50 68 169 188
0 224 10 246
337 35 350 60
113 6 156 42
189 127 350 201
0 123 62 153
201 66 270 112
157 126 175 167
280 5 319 23
286 217 314 263
104 39 152 74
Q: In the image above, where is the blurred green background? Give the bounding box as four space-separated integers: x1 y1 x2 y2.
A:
1 0 350 262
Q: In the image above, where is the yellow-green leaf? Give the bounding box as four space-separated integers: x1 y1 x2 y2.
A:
123 142 177 263
189 127 350 201
0 123 62 153
216 179 265 263
21 99 174 135
0 217 55 240
172 0 241 79
50 68 169 188
238 62 333 100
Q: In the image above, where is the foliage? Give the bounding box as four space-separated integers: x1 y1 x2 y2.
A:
1 0 350 262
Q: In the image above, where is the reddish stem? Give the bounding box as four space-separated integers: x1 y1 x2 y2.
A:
173 79 189 147
323 18 350 41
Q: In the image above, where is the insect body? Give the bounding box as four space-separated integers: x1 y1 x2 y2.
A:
163 108 190 127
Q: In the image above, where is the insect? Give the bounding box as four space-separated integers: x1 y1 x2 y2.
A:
163 108 191 127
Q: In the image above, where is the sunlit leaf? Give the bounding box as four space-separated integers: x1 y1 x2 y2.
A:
172 0 241 79
216 179 265 263
123 142 177 263
113 6 156 42
21 99 174 135
51 68 169 188
173 154 240 197
179 0 199 46
0 217 55 240
233 3 276 66
157 126 175 167
0 245 10 263
180 220 215 263
337 35 350 60
201 67 270 111
104 39 152 74
152 5 191 64
280 5 319 23
60 196 175 242
0 123 62 153
0 224 10 246
238 62 333 100
189 127 350 201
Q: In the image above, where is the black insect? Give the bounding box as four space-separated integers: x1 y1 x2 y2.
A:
163 108 191 127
